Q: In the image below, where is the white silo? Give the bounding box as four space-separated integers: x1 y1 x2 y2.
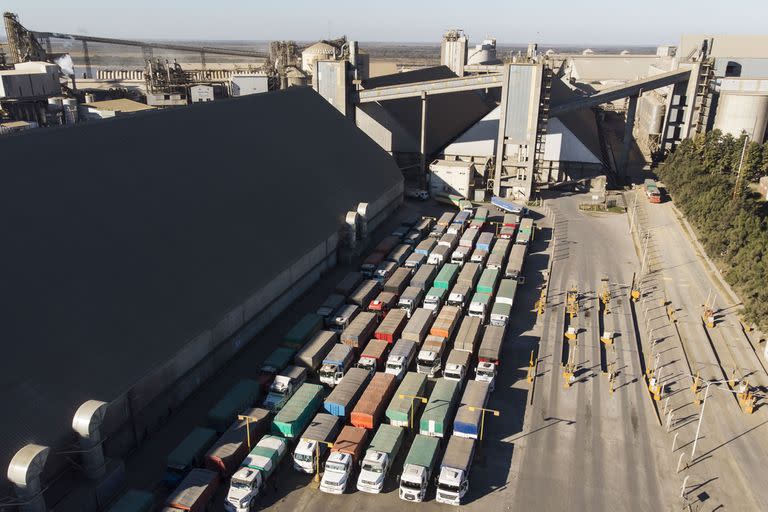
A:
301 42 336 75
467 39 499 65
714 79 768 142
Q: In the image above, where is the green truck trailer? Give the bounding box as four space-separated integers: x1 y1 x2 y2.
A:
477 268 500 295
206 379 262 433
272 383 324 439
433 263 460 289
283 313 324 349
419 378 460 437
385 372 428 427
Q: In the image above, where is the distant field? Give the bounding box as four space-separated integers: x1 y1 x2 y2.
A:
38 39 655 71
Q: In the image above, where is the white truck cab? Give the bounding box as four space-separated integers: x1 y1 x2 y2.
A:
262 375 293 412
475 362 497 391
399 465 429 501
436 467 469 505
357 451 390 493
226 467 265 512
320 452 353 494
293 439 320 473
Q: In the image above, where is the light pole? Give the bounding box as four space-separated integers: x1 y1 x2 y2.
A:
237 413 259 450
690 377 736 460
467 406 500 442
399 394 428 431
304 439 334 483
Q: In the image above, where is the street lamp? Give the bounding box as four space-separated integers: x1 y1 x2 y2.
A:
467 406 500 442
302 438 334 483
689 377 736 460
237 414 260 450
399 393 429 431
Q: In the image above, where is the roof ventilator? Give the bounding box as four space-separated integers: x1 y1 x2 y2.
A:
72 400 109 480
6 444 50 512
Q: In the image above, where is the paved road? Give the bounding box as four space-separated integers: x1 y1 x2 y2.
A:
506 193 675 511
632 189 768 510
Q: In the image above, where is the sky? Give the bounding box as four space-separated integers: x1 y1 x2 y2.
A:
3 0 767 46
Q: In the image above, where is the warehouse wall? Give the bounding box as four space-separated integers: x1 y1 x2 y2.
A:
100 186 401 461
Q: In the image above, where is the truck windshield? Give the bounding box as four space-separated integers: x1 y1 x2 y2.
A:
386 363 401 371
362 463 384 474
320 369 335 379
445 371 461 380
295 453 313 462
401 478 423 490
438 481 460 492
417 358 434 367
477 368 495 378
230 479 251 490
325 461 347 473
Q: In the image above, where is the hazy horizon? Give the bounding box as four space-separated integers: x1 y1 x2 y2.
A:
3 0 766 46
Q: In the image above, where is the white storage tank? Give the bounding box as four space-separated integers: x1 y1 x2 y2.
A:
301 42 336 75
714 92 768 143
467 39 499 65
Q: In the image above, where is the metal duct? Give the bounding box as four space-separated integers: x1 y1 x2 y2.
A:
7 444 50 512
344 211 359 248
71 400 109 480
356 203 369 239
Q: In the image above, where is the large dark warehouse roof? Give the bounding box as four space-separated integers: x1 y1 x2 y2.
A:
0 88 402 472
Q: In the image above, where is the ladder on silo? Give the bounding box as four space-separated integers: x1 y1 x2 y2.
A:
533 66 553 184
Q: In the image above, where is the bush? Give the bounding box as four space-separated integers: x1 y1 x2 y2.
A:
657 131 768 331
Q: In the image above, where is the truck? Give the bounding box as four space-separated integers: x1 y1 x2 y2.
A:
405 187 430 201
434 263 460 290
206 380 262 433
469 248 488 266
361 252 386 278
519 217 534 236
356 339 390 373
164 427 218 488
454 316 482 353
644 178 662 203
429 224 446 239
375 309 407 343
423 286 447 313
436 212 455 228
477 268 500 295
444 350 473 382
505 243 527 281
503 213 519 228
476 232 493 252
419 378 460 437
458 199 473 214
476 325 504 390
468 292 491 322
490 279 518 327
357 424 406 494
368 291 398 317
316 294 345 324
374 261 398 283
491 195 527 215
384 339 417 381
417 336 447 377
413 217 433 236
387 244 413 266
293 413 342 473
225 436 287 512
165 468 218 512
410 263 437 290
341 311 378 351
335 271 363 297
374 235 402 256
329 304 360 333
383 267 412 296
427 244 451 266
459 227 479 249
453 380 490 439
499 225 516 239
294 331 338 373
319 344 355 387
262 366 307 413
349 279 382 308
401 308 433 343
404 252 426 270
449 211 470 234
324 368 371 418
515 230 531 246
351 372 397 430
386 372 428 427
272 383 324 439
486 240 510 270
435 436 476 506
204 408 270 476
414 238 437 256
259 347 295 377
450 246 469 266
404 229 423 246
320 426 369 494
398 435 441 502
457 262 481 288
397 286 424 318
438 232 458 250
430 305 461 338
446 282 471 310
473 207 488 222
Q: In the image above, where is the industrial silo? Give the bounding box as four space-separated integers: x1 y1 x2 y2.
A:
713 79 768 142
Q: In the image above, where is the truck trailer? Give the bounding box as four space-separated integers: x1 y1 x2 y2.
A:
204 408 269 476
319 344 355 387
350 372 397 430
271 383 324 439
419 378 460 437
323 368 371 418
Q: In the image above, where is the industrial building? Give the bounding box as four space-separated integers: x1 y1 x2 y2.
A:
0 87 402 507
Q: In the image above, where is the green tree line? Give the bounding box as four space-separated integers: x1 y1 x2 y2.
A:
657 130 768 331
